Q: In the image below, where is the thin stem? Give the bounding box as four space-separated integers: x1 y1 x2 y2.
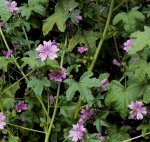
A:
44 35 67 142
8 123 45 134
22 25 30 50
0 27 52 130
123 132 150 142
88 0 115 71
96 0 101 32
1 69 34 95
113 36 121 62
74 0 115 119
44 83 61 142
113 0 125 11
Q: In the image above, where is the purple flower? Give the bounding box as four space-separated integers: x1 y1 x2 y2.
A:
3 49 13 57
69 121 86 142
76 13 83 23
36 40 59 61
101 78 109 85
97 133 105 140
48 67 66 82
100 78 109 93
128 101 147 120
77 47 88 53
0 22 5 27
49 95 54 105
80 105 93 120
112 59 121 66
0 112 6 130
123 39 133 52
16 101 27 113
13 43 22 50
5 1 19 13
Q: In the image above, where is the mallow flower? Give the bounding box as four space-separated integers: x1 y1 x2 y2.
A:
100 78 109 92
128 101 147 120
48 67 66 82
36 40 59 61
16 101 27 113
77 47 88 53
69 120 86 142
123 39 133 52
80 105 93 120
112 59 120 66
5 1 19 13
0 112 6 130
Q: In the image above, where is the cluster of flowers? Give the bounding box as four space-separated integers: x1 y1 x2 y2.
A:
69 105 93 142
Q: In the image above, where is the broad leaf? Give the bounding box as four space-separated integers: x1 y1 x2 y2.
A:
64 72 101 105
42 1 69 35
105 80 139 118
68 31 99 51
0 0 11 21
27 76 51 96
94 119 108 132
143 85 150 104
0 57 14 72
113 7 145 33
129 26 150 54
2 82 20 109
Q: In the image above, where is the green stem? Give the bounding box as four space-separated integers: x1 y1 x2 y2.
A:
1 69 34 95
113 0 125 11
74 98 82 119
123 132 150 142
44 36 66 142
8 123 45 134
0 27 52 130
88 0 115 71
44 83 61 142
21 25 30 50
74 0 115 119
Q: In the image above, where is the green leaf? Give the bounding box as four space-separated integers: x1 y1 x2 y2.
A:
8 136 20 142
20 5 32 20
0 0 11 21
86 134 102 142
68 32 83 51
137 121 150 136
127 59 150 81
21 50 59 69
143 85 150 104
0 57 14 72
20 0 47 20
143 5 150 18
113 7 145 33
129 26 150 54
68 31 99 51
64 72 101 105
42 1 69 35
27 76 51 96
94 119 108 132
2 82 20 109
108 126 130 142
105 80 139 118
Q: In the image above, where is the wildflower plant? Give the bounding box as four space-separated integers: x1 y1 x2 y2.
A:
0 0 150 142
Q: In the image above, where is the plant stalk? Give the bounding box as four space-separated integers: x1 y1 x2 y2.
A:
74 0 115 119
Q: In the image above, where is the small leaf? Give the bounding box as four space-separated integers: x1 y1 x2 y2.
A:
129 26 150 54
27 76 51 96
0 0 11 21
64 72 101 105
94 119 108 132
